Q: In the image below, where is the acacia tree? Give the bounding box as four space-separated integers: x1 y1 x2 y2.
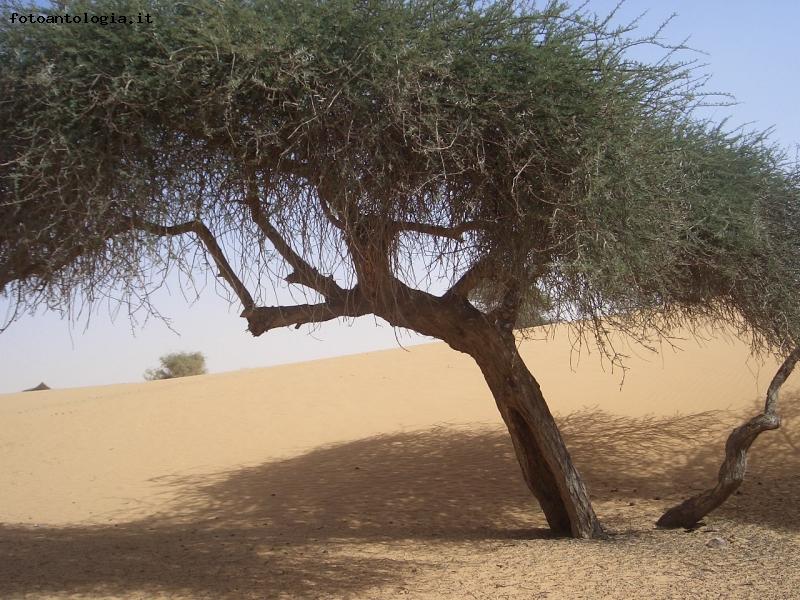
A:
2 0 799 538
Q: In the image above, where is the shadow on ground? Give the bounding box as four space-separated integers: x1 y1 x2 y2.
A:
1 395 798 598
561 395 800 531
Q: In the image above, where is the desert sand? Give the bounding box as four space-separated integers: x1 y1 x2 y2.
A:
2 322 799 599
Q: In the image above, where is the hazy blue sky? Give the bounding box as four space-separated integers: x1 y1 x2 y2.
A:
1 1 798 393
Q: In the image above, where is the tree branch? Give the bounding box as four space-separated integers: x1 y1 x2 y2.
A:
317 192 347 230
244 190 343 299
241 288 368 336
444 256 492 299
128 216 255 310
656 346 800 529
129 210 371 338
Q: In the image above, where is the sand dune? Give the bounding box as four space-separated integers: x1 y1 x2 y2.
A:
1 322 799 598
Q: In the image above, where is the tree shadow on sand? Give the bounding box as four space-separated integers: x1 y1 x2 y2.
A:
1 395 798 598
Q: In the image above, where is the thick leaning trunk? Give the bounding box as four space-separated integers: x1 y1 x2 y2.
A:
471 336 605 539
657 347 800 529
364 273 603 538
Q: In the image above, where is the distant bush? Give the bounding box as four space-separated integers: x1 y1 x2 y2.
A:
144 351 207 381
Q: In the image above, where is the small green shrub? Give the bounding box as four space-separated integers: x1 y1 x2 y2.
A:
144 351 207 381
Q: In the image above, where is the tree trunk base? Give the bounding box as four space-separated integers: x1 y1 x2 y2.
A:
474 338 605 539
503 406 574 535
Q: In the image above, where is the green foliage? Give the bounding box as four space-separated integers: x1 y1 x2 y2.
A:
144 351 207 381
471 281 553 328
1 0 798 357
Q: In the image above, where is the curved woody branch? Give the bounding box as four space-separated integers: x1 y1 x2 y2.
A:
657 346 800 529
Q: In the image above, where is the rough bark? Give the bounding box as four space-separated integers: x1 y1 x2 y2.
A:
657 346 800 529
470 335 606 538
341 244 606 538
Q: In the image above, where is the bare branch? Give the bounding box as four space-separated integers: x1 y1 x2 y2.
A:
128 216 255 310
241 288 368 336
244 190 343 298
444 256 492 299
764 346 799 412
317 192 346 230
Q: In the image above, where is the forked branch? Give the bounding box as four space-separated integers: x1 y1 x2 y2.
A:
130 211 368 338
656 346 800 529
244 192 344 298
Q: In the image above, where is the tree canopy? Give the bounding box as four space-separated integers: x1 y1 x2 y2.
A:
2 0 798 358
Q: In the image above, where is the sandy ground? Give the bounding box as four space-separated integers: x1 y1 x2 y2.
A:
1 322 799 599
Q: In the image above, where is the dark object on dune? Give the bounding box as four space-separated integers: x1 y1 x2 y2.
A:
23 382 51 392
